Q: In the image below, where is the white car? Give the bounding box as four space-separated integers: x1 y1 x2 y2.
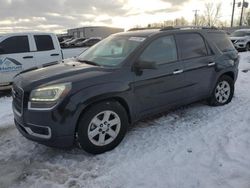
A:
0 32 85 90
230 29 250 51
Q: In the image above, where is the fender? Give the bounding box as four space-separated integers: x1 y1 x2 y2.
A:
61 81 136 131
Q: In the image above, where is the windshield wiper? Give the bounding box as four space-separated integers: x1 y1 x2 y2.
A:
77 59 100 66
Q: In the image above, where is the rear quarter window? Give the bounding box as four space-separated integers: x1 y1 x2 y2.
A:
207 32 235 52
34 35 55 51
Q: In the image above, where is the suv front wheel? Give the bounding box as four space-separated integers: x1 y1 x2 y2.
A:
208 75 234 106
77 101 128 154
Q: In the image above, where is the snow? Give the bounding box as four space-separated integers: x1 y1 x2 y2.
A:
0 52 250 188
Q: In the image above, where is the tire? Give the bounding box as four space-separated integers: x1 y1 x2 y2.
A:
77 100 128 154
208 75 234 106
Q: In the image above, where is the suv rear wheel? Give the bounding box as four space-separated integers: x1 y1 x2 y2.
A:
208 75 234 106
77 101 128 154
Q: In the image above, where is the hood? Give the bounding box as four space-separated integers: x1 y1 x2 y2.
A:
14 59 111 89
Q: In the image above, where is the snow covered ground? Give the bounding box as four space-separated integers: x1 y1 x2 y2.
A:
0 52 250 188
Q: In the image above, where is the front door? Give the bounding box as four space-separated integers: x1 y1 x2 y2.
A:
132 35 187 117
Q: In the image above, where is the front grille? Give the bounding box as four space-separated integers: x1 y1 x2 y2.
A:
12 85 24 115
231 40 236 43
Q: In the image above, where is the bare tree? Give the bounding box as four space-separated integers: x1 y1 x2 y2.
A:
243 10 250 26
174 17 189 26
203 3 222 27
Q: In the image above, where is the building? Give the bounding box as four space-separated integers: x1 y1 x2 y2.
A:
67 26 124 39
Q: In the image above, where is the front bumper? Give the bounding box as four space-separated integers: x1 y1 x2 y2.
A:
13 102 77 148
233 42 247 49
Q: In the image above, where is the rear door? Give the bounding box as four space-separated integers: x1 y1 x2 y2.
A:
0 35 35 84
133 35 187 116
175 33 216 100
32 34 62 67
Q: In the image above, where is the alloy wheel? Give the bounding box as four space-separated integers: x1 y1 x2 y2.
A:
215 81 231 104
87 110 121 146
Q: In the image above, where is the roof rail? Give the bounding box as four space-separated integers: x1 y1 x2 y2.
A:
160 26 218 31
128 27 161 31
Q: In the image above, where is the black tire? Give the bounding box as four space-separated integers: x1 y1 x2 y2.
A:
208 75 234 106
77 100 128 154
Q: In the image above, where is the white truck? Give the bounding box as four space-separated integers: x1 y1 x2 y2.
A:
0 32 87 90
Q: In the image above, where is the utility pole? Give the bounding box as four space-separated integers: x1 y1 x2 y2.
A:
231 0 236 27
240 0 245 26
193 9 200 26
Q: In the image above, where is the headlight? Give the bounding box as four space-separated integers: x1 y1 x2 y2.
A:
29 83 71 109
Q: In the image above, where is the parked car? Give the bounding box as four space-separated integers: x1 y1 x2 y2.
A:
0 32 83 90
58 35 73 43
64 38 87 48
75 37 102 47
12 27 239 154
60 38 73 48
230 29 250 51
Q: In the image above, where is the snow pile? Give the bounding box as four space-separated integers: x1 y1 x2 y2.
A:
0 97 13 128
0 53 250 188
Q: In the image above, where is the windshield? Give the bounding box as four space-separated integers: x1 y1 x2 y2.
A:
231 31 250 37
78 35 145 67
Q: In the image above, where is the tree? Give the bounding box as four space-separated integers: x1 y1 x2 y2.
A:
244 10 250 26
203 3 222 27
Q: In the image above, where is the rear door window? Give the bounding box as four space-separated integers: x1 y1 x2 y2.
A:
176 33 207 60
140 35 177 64
34 35 54 51
208 32 235 52
0 36 30 54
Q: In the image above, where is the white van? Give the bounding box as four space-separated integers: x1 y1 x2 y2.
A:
0 32 87 90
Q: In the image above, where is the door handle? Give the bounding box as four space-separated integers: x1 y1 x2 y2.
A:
51 53 60 56
173 70 183 75
208 62 216 67
23 56 33 59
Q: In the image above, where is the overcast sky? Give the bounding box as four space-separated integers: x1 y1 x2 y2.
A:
0 0 240 34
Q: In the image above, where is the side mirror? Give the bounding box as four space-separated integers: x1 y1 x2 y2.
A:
134 60 158 70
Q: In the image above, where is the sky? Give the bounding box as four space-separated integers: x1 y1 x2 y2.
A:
0 0 244 34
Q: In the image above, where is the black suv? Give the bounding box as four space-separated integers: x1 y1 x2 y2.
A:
12 27 239 154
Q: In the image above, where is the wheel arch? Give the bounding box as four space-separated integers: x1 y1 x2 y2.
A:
74 95 132 135
221 71 235 81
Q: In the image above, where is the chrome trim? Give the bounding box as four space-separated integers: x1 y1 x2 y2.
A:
208 62 216 67
173 70 184 75
28 101 58 111
13 106 22 117
12 86 24 117
18 122 52 139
